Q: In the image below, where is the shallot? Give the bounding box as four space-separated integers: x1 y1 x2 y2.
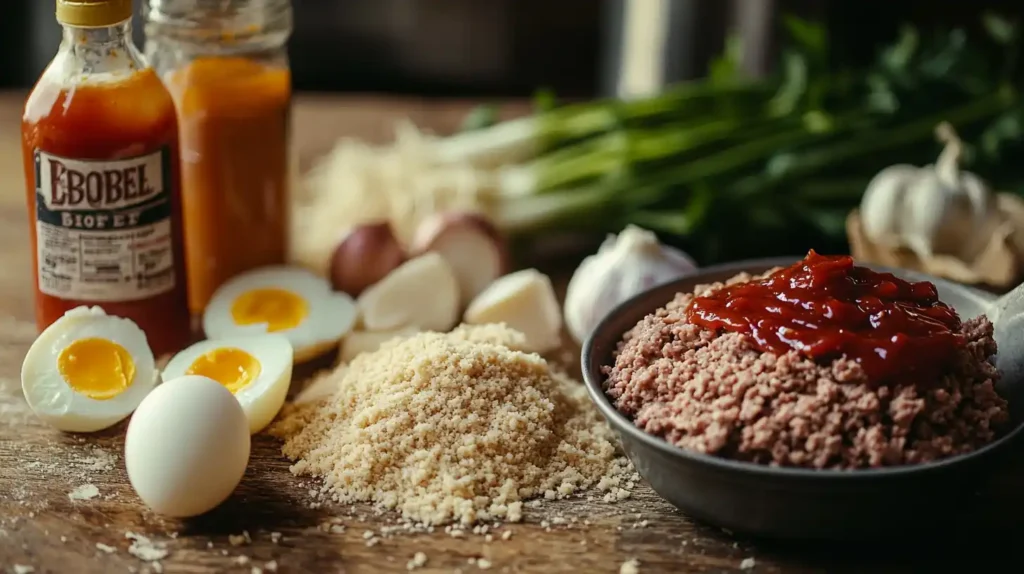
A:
329 222 407 297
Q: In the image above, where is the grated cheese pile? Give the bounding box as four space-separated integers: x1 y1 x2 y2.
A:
270 324 628 526
290 122 494 276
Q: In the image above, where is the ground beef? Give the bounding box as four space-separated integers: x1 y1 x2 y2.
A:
603 271 1011 470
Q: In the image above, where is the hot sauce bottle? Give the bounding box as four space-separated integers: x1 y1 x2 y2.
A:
21 0 191 356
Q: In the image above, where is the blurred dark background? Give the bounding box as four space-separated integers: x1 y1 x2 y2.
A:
0 0 1019 97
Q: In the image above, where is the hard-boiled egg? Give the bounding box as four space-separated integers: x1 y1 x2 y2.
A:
125 375 250 517
162 335 293 434
21 306 158 433
202 266 357 362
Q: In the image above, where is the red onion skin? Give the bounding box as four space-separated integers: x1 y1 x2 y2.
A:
330 222 407 297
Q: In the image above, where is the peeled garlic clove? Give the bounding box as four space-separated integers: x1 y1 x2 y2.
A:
356 252 460 332
463 269 562 354
564 225 698 344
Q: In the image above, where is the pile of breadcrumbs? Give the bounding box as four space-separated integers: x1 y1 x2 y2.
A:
270 324 630 526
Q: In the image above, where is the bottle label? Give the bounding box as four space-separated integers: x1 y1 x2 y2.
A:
33 148 176 302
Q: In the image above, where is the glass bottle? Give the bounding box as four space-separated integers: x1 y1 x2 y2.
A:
143 0 294 315
22 0 192 356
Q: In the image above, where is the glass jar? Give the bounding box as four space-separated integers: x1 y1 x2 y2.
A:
143 0 294 316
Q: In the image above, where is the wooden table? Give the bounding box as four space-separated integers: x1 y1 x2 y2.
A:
2 92 1024 574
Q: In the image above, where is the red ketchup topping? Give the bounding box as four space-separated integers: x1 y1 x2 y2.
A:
684 251 966 385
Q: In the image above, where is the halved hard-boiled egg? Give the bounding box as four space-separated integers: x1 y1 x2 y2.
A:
202 266 357 362
21 306 158 433
162 335 293 434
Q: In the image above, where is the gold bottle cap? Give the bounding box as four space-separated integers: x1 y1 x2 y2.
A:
56 0 133 27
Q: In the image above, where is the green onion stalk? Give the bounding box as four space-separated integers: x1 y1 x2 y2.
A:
466 15 1024 262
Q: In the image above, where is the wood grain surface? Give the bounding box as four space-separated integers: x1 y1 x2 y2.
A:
2 92 1024 574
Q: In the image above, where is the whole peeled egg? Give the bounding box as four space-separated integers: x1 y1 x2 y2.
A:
125 375 250 517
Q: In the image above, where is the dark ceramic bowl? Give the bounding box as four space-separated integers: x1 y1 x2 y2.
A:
581 257 1024 541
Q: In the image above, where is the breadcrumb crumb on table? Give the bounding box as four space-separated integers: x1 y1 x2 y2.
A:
228 531 251 546
125 532 168 562
620 558 640 574
406 552 428 570
270 325 629 526
68 484 99 501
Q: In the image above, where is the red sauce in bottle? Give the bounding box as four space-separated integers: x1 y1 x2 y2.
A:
684 251 966 384
21 67 192 357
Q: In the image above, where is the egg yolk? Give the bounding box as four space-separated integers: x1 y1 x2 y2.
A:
186 347 262 393
230 288 308 332
57 338 136 401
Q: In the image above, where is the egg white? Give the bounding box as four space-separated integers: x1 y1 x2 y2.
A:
21 306 158 433
125 374 251 517
162 334 293 434
202 266 357 362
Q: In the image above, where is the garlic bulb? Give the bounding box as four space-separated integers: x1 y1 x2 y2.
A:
564 225 698 344
860 122 1002 262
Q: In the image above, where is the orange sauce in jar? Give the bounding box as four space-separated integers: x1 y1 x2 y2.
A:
22 68 192 356
165 57 291 314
